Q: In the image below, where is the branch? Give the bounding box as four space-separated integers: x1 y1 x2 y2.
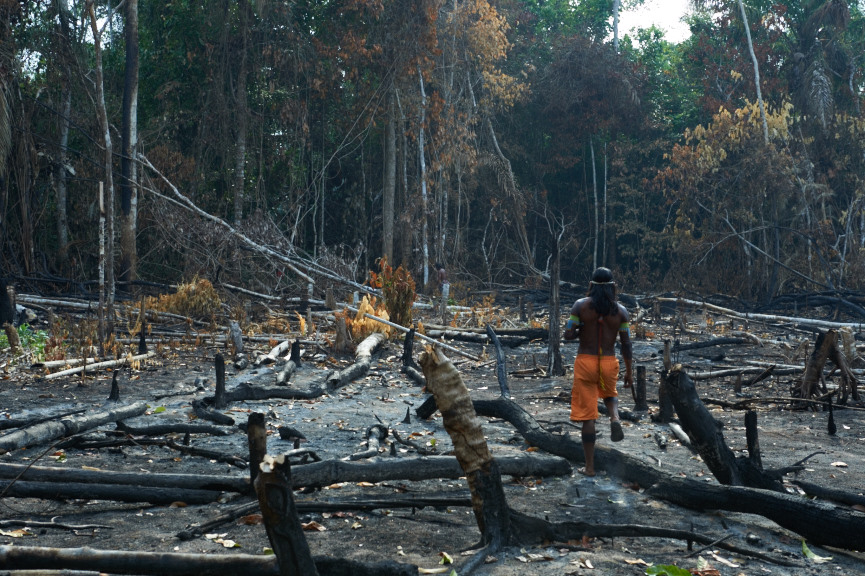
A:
138 154 379 298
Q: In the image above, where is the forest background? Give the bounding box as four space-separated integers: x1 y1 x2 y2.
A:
1 0 864 310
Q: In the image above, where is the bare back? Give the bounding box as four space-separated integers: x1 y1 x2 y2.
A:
571 297 630 357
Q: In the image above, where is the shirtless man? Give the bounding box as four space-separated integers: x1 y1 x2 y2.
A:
564 267 633 476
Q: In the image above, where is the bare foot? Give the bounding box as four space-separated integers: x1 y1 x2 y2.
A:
577 466 596 477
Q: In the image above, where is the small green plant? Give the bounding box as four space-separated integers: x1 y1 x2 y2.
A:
1 324 50 361
646 565 691 576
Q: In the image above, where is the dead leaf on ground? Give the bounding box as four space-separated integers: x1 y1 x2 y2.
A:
237 514 263 525
301 521 326 532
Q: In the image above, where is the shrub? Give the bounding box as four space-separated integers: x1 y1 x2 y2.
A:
146 277 222 319
369 256 416 328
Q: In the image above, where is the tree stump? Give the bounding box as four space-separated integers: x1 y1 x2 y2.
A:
419 345 511 548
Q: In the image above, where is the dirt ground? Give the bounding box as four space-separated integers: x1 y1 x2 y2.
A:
1 299 865 576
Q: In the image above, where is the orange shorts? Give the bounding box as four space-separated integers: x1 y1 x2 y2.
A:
570 354 619 421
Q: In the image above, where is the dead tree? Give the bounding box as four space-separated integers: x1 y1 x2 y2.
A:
254 452 319 576
800 330 836 399
663 367 787 490
799 329 859 403
547 232 564 376
0 279 18 353
419 345 512 571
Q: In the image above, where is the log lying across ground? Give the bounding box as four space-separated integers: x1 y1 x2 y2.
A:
646 476 865 551
0 454 571 505
0 480 225 505
0 463 250 492
0 546 419 576
0 401 149 454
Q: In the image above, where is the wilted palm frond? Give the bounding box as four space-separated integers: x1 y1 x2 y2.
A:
811 0 850 32
0 83 9 179
807 58 833 130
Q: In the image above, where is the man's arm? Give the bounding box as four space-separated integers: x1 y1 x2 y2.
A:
563 301 581 341
618 304 633 388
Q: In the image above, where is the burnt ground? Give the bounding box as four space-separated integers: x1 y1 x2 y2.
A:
1 299 865 576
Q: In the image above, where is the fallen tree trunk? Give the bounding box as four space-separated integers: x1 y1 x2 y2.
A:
208 382 326 404
288 453 571 487
326 332 385 390
0 463 249 492
349 424 388 461
115 421 230 437
0 545 419 576
653 296 865 332
345 309 480 361
41 353 155 380
178 495 476 541
646 476 865 551
503 512 796 566
663 337 750 353
663 367 785 490
0 402 148 454
792 479 865 508
422 324 548 338
422 330 537 347
0 408 86 431
254 340 291 366
0 454 569 501
0 480 224 505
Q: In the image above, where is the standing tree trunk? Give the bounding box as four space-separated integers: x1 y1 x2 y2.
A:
55 86 71 267
548 229 564 376
53 0 75 269
396 90 412 268
602 141 608 266
418 67 429 289
119 0 139 284
382 88 396 263
738 0 769 145
590 137 598 270
232 0 251 225
87 0 115 337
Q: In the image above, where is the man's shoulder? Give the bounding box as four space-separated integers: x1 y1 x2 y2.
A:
617 302 630 320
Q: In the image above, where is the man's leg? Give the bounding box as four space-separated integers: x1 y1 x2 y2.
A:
580 419 597 476
604 396 624 442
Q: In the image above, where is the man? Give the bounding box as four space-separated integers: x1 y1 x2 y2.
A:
564 267 633 477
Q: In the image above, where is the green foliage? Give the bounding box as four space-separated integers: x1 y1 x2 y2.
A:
1 324 49 361
369 257 416 328
802 540 833 563
645 565 691 576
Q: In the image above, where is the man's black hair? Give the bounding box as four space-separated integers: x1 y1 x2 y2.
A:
587 267 617 316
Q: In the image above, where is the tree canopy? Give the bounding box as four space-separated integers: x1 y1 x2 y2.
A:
1 0 863 303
